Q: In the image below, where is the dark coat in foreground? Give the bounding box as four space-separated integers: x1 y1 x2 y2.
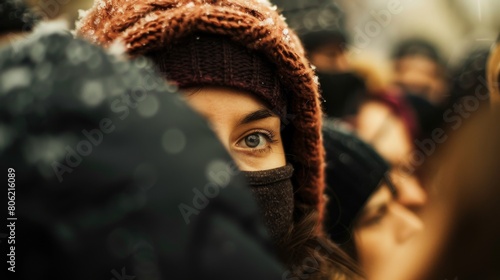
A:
0 31 284 279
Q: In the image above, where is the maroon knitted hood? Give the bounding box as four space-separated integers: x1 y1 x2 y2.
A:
76 0 327 223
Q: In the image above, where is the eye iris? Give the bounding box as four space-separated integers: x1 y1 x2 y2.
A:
245 134 261 148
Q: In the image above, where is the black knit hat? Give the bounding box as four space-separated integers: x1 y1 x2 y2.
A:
323 121 395 244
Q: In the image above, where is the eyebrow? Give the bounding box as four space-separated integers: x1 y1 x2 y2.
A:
238 109 277 126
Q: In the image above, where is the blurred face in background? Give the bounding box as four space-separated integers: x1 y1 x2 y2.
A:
309 42 350 73
355 100 428 212
353 181 424 277
393 55 448 105
183 86 286 171
487 41 500 105
371 106 500 280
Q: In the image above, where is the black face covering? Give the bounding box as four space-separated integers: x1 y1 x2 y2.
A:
317 71 366 118
241 164 294 243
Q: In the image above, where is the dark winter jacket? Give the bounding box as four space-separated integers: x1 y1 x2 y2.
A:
0 31 284 279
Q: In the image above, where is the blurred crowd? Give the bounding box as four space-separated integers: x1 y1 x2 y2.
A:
1 0 499 279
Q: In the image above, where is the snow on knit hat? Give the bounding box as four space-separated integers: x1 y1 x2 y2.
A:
76 0 327 220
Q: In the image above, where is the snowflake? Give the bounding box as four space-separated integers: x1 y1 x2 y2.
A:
78 9 90 21
260 17 274 26
313 75 319 85
145 13 158 22
108 39 127 57
97 0 106 11
255 0 272 7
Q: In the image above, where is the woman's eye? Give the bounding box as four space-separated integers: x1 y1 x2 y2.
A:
358 207 387 227
238 133 269 149
364 214 384 226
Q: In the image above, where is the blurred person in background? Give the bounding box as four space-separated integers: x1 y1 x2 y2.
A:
414 44 493 191
323 121 423 278
450 47 491 106
354 94 428 214
275 0 367 119
355 94 417 165
372 104 500 280
0 27 285 280
276 0 427 241
488 35 500 106
76 0 362 279
391 38 450 106
350 41 449 216
371 35 500 280
0 0 39 46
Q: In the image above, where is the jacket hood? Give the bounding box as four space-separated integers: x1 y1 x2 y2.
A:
77 0 327 221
